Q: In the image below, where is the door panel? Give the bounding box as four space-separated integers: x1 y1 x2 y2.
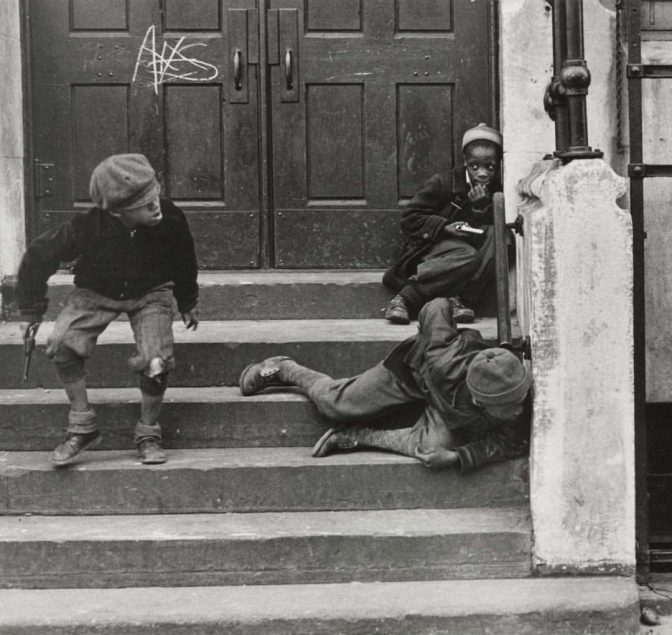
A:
269 0 494 268
29 0 260 269
27 0 495 270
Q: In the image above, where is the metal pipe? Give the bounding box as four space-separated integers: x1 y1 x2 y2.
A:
551 0 571 152
492 193 512 349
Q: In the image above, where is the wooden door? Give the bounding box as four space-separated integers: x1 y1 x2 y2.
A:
26 0 495 269
268 0 495 267
27 0 261 268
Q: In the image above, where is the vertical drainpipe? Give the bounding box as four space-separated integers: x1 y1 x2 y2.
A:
545 0 603 161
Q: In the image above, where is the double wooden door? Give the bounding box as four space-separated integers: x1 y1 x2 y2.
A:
27 0 495 268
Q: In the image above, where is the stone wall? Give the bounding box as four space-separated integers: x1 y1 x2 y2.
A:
519 158 635 573
0 0 25 285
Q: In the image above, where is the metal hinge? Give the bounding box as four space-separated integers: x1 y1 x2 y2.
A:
35 161 55 197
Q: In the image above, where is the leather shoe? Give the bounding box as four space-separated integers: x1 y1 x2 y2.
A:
137 438 167 464
448 296 475 323
239 356 291 395
311 428 359 458
52 430 101 466
384 294 410 324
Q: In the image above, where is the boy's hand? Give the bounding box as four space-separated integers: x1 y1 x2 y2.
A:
415 446 459 469
181 308 199 331
468 183 491 211
444 222 469 238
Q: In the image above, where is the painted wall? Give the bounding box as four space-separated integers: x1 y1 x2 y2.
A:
0 0 25 286
520 158 635 573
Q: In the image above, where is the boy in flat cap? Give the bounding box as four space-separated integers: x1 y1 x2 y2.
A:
17 153 199 466
239 297 530 472
383 123 505 325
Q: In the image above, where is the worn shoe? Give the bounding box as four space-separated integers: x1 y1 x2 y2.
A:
239 356 291 395
448 296 475 323
311 427 360 458
51 430 101 466
384 294 410 324
137 438 167 464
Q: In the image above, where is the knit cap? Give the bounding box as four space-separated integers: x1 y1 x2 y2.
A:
466 348 530 405
90 154 160 210
462 123 503 152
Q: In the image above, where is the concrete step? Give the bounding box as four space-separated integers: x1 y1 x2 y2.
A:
0 318 512 389
2 270 395 321
0 387 333 451
0 507 532 588
0 448 529 514
2 270 507 321
0 577 640 634
0 387 424 451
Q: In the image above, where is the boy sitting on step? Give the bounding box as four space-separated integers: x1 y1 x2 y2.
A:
383 123 504 325
17 153 199 466
239 297 530 472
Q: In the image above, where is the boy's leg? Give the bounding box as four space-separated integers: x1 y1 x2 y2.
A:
459 226 498 308
128 286 175 464
386 239 481 323
47 289 120 465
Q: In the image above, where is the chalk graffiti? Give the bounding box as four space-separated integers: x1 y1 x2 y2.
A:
132 25 219 94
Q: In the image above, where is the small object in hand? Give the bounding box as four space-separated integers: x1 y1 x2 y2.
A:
22 322 40 382
455 222 485 235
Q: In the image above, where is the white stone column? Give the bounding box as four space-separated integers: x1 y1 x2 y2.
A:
0 0 26 284
519 158 635 573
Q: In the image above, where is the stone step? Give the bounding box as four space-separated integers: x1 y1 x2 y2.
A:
1 270 505 321
0 507 532 588
0 577 640 634
0 318 512 389
0 449 529 515
0 387 422 451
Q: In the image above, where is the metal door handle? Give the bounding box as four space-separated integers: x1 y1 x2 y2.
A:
233 49 243 90
284 48 293 90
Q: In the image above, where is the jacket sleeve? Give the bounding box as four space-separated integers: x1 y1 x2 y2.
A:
169 204 199 314
16 219 85 321
400 175 453 244
456 416 530 473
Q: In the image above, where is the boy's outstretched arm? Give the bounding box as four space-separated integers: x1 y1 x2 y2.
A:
17 221 83 322
169 203 199 329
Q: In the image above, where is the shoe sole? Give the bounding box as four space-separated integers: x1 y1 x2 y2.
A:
385 314 410 325
51 433 102 467
238 362 258 396
311 427 338 457
454 314 475 324
140 455 167 465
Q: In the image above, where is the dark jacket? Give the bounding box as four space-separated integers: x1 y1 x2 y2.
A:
384 297 529 472
17 198 198 321
383 168 502 292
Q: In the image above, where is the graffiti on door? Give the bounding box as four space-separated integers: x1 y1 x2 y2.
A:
132 25 219 94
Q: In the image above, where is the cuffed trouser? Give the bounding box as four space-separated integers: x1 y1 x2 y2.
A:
305 361 457 457
400 227 497 309
46 285 175 441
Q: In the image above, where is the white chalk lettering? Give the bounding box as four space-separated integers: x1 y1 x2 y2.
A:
132 25 219 94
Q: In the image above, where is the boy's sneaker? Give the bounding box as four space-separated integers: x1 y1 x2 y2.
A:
137 438 167 464
384 294 410 324
51 430 101 466
448 296 475 323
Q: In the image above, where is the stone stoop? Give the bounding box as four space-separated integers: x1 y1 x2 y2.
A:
0 271 639 633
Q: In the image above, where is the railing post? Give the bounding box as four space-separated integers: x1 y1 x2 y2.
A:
544 0 603 161
493 193 512 349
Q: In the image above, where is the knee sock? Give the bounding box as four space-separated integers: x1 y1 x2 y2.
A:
278 360 330 392
397 285 425 313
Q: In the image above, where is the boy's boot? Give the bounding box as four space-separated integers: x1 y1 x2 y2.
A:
448 296 475 323
312 426 416 458
52 409 101 466
384 294 410 324
240 357 328 395
135 421 166 464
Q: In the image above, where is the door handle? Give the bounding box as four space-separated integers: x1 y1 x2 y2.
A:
284 48 293 91
233 49 243 90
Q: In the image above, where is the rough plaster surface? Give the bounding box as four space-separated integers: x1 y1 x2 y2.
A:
500 0 624 223
0 0 25 283
519 159 635 571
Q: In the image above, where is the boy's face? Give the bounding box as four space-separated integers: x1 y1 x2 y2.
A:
115 197 162 228
464 143 499 187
